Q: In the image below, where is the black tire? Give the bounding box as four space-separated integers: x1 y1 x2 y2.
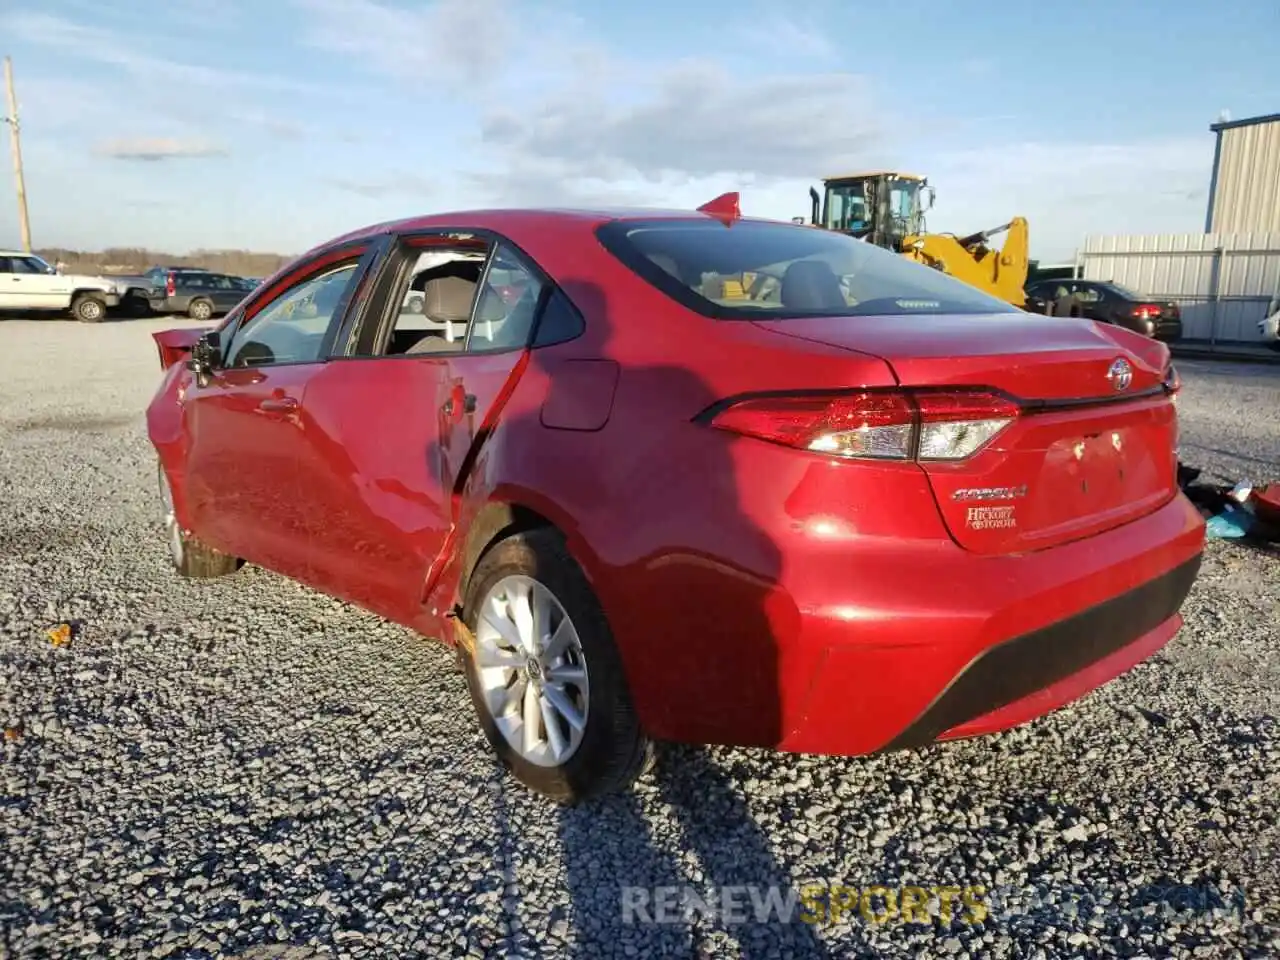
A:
159 463 241 578
122 291 153 317
188 298 214 321
71 293 107 323
459 528 650 803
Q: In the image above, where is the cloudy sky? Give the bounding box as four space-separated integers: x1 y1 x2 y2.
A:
2 0 1277 260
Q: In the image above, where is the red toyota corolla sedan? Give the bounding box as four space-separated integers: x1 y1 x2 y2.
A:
146 196 1205 802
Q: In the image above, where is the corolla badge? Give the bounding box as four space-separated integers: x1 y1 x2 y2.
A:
1106 357 1133 391
952 485 1028 502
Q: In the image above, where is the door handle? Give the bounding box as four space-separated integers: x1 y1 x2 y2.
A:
258 396 298 413
442 391 476 419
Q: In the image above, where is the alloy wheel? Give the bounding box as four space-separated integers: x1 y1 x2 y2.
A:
472 574 590 767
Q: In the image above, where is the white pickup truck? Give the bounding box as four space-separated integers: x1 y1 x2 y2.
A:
0 250 124 322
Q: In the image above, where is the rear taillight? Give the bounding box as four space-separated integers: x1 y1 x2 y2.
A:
166 273 176 297
706 389 1020 462
1132 304 1162 320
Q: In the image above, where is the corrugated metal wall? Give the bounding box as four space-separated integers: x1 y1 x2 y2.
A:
1079 232 1280 343
1210 119 1280 233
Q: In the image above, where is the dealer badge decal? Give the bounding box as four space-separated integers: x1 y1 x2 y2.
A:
966 505 1018 530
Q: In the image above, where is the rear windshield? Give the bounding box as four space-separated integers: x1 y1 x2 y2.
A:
596 218 1019 319
1100 282 1143 300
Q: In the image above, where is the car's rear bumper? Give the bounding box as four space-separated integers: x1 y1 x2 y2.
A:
773 493 1205 756
875 555 1196 749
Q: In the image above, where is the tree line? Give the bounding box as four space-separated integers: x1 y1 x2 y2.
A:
34 246 296 278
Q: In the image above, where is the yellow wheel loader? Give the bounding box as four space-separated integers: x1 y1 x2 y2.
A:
805 172 1029 308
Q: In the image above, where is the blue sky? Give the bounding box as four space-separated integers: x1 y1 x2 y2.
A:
1 0 1276 260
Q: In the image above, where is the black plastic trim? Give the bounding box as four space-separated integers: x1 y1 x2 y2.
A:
880 552 1203 752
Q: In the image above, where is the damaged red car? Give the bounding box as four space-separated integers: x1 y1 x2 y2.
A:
146 195 1206 802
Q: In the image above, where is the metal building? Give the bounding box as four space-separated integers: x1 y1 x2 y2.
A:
1204 112 1280 233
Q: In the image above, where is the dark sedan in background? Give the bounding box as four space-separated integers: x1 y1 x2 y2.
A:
148 270 257 320
1025 279 1183 341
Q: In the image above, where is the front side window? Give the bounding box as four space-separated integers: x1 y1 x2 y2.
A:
11 256 51 275
597 218 1019 320
225 262 359 367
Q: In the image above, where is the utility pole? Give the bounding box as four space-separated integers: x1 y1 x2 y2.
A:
3 56 32 252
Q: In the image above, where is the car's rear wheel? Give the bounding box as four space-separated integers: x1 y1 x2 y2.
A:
459 528 650 803
158 463 242 578
188 299 214 321
71 293 106 323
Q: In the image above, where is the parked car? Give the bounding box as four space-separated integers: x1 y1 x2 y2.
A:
143 265 212 286
146 199 1204 802
148 270 258 320
1260 296 1280 351
1025 279 1183 341
0 250 121 321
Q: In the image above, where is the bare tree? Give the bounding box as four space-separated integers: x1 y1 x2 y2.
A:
35 246 296 278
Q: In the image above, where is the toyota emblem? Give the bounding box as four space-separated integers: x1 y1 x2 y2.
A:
1106 358 1133 392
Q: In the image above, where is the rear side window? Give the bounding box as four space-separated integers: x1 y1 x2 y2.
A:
595 218 1018 319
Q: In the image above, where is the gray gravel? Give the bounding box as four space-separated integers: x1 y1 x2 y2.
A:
0 318 1277 959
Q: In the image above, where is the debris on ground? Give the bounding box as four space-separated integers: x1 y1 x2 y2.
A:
1178 462 1280 543
46 621 78 648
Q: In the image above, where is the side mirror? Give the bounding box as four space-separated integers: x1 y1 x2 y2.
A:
186 330 222 380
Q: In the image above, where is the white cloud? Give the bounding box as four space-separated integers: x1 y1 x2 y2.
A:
94 137 228 161
919 138 1215 260
7 11 345 151
295 0 523 88
8 13 319 95
295 0 883 197
730 13 838 61
479 62 879 183
327 174 436 199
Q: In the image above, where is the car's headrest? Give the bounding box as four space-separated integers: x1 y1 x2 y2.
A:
423 276 477 323
781 260 845 310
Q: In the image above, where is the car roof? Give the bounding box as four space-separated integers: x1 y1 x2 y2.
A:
0 249 43 257
312 206 794 254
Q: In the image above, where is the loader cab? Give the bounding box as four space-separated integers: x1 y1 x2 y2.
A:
809 172 934 252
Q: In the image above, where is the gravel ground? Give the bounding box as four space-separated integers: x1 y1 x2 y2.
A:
0 318 1277 959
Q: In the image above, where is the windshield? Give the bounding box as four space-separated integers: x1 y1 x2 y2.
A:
596 218 1019 319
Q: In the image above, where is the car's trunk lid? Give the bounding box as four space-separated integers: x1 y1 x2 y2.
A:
754 313 1179 555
